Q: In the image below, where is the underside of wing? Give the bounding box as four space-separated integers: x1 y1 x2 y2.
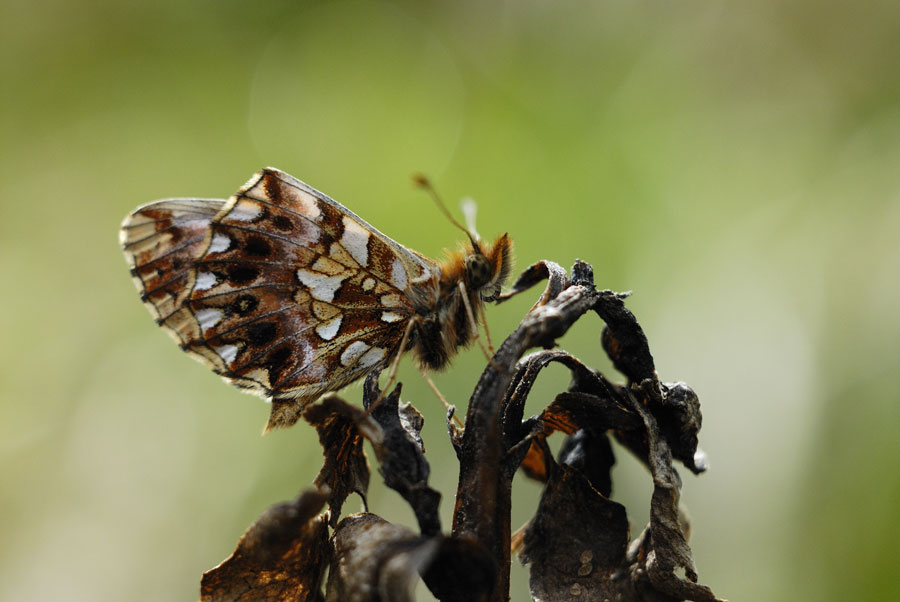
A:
173 168 438 428
120 198 226 346
120 170 446 430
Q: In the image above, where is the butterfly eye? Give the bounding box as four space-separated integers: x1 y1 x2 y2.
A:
465 253 493 290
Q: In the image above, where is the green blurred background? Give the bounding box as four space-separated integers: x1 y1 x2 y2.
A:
3 1 899 600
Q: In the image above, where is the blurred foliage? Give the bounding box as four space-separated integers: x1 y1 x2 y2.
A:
1 0 899 600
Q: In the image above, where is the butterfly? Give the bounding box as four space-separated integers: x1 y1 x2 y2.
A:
120 168 513 430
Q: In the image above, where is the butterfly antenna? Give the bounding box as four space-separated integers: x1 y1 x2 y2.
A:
413 174 481 250
460 197 481 242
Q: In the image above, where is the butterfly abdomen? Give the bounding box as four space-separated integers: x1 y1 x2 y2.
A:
408 295 475 371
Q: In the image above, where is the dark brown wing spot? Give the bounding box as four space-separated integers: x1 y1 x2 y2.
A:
266 346 293 382
272 215 294 231
228 265 260 284
244 235 272 257
168 228 184 244
262 171 283 200
247 322 277 346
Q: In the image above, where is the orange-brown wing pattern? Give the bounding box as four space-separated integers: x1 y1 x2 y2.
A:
121 169 441 429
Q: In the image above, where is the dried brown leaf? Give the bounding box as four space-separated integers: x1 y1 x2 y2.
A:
303 396 376 524
518 438 553 482
521 465 630 601
325 514 434 602
200 488 329 602
362 375 442 536
619 388 726 602
496 259 569 308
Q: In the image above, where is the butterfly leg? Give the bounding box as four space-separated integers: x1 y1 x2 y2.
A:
457 281 498 365
417 368 465 428
475 293 496 357
366 317 416 414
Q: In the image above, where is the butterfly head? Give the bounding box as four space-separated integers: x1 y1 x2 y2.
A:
414 174 514 301
465 234 513 302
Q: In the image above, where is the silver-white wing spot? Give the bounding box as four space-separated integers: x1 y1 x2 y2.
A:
208 233 231 254
229 198 263 221
296 269 347 303
196 308 223 331
315 316 343 341
216 344 239 364
381 312 403 323
195 271 217 291
340 216 370 267
360 347 386 368
340 341 369 367
390 257 408 290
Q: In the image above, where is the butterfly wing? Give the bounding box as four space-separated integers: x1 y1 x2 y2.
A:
120 198 227 345
122 168 440 430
